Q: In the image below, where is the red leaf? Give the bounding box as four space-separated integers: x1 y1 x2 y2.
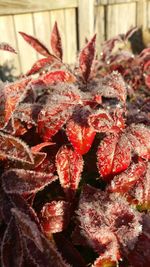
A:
88 109 114 132
38 104 72 141
0 132 34 164
51 22 63 60
127 124 150 160
2 169 57 194
56 145 83 199
31 142 55 153
19 31 50 57
97 133 131 179
0 42 17 53
100 71 127 102
109 160 146 194
79 34 96 82
66 107 96 155
32 70 76 87
1 218 23 267
26 56 60 76
40 201 70 234
93 257 117 267
0 78 31 129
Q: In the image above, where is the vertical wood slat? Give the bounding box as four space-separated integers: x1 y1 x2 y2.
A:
78 0 95 49
0 15 20 76
136 0 148 29
13 13 38 74
94 5 105 53
33 11 51 59
64 8 77 63
106 3 136 39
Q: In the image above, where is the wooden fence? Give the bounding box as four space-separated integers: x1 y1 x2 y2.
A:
0 0 150 75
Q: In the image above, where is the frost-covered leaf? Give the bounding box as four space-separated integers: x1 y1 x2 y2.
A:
109 160 146 194
100 72 127 102
92 256 117 267
0 78 31 129
127 124 150 160
56 145 83 199
0 132 34 164
0 42 17 53
26 56 60 76
97 133 131 179
79 34 96 82
88 109 114 133
2 169 57 194
19 31 51 57
38 104 72 141
77 185 142 262
32 70 76 87
1 218 23 267
11 208 44 252
40 201 70 234
25 234 71 267
66 106 96 155
51 22 63 60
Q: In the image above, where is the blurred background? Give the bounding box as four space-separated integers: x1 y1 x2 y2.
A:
0 0 149 78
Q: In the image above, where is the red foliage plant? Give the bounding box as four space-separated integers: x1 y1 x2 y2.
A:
0 23 150 267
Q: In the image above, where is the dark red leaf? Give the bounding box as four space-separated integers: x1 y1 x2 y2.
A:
31 142 55 153
97 133 131 179
0 42 17 53
51 21 63 60
40 201 70 234
19 31 51 57
56 145 83 199
0 132 34 164
127 124 150 160
79 34 96 82
2 169 57 194
88 109 114 132
109 160 146 194
11 208 44 252
124 26 138 41
1 218 23 267
26 56 60 76
54 233 86 267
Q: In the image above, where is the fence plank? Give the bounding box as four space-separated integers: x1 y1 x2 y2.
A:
107 2 136 39
0 15 20 76
95 5 105 53
0 0 78 15
136 0 147 29
64 8 77 63
33 11 51 59
78 0 95 49
13 13 38 74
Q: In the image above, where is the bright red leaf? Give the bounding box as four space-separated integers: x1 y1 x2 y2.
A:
97 133 131 179
56 145 83 199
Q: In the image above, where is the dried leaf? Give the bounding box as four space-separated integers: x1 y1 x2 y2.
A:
97 133 131 179
79 34 96 82
19 31 51 57
51 22 63 60
56 145 83 199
